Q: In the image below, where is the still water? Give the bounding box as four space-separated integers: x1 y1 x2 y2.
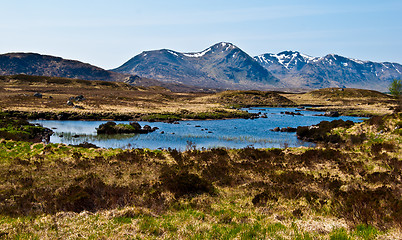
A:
31 108 362 150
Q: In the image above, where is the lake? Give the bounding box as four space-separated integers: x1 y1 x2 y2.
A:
30 107 363 150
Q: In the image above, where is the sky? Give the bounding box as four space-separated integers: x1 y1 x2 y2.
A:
0 0 401 69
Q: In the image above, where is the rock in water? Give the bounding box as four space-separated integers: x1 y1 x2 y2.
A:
324 111 340 117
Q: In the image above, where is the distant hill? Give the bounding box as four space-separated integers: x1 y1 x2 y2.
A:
0 52 126 81
112 42 281 90
0 52 204 92
254 51 402 92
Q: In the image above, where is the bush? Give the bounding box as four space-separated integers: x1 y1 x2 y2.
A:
160 167 216 198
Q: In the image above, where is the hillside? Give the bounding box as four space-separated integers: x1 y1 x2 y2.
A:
112 42 281 90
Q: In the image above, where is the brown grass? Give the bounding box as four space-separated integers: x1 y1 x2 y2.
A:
282 88 396 116
0 75 222 115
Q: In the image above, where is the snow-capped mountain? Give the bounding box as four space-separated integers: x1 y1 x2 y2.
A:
112 42 281 90
255 51 402 91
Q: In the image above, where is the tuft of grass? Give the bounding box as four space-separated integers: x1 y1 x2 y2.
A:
353 224 379 240
330 228 351 240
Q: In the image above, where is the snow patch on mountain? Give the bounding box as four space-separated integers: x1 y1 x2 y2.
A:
183 48 211 58
167 50 179 57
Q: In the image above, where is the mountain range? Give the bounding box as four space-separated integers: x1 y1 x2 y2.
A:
255 51 402 91
1 42 401 92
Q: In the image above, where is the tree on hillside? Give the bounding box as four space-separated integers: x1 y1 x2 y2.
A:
389 79 402 112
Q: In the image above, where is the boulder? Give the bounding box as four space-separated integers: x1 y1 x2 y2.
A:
271 127 280 132
73 105 84 109
324 111 340 117
70 95 86 101
129 122 141 131
33 92 42 98
67 100 74 106
280 127 297 132
76 95 85 101
142 125 152 131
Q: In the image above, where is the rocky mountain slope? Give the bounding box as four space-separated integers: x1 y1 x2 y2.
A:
112 42 281 90
255 51 402 92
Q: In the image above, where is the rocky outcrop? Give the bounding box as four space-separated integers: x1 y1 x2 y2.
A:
271 127 297 132
96 121 158 134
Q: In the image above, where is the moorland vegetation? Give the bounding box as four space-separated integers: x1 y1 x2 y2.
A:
0 75 401 239
0 110 400 239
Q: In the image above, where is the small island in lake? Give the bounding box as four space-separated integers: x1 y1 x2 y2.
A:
96 121 158 134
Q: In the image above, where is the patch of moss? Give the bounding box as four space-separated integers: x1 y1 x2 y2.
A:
0 112 51 142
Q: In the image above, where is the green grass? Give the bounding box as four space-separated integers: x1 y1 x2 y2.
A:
353 224 379 240
330 228 351 240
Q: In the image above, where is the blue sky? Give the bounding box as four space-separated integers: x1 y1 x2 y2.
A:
1 0 401 69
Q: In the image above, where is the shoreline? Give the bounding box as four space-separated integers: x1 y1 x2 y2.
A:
3 104 378 123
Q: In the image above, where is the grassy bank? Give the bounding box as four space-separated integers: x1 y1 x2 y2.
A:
0 114 400 239
3 108 256 122
0 112 52 142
